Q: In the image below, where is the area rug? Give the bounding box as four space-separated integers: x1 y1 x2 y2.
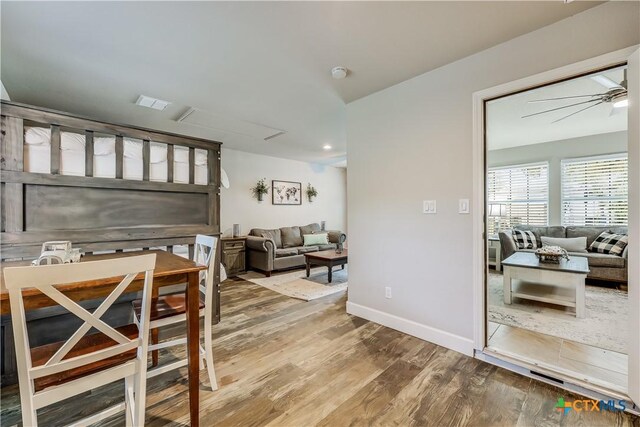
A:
238 266 348 301
488 272 628 353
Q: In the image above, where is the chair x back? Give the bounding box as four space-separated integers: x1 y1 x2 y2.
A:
4 253 156 427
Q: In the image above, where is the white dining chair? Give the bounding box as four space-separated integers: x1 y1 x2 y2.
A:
3 253 156 427
132 235 218 389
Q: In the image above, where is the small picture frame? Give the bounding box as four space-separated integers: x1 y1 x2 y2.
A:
272 180 302 205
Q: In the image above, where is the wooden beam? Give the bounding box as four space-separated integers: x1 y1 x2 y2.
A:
213 150 221 228
50 125 61 175
207 149 215 186
1 236 205 259
4 184 23 232
1 224 219 245
1 171 211 193
143 140 150 181
1 116 24 171
188 147 195 184
115 136 124 179
167 144 174 183
85 131 94 177
1 101 222 151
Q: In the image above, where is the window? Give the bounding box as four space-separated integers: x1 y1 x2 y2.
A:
487 163 548 235
561 154 628 226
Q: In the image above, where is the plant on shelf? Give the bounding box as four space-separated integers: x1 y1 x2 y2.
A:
251 178 269 202
306 183 318 202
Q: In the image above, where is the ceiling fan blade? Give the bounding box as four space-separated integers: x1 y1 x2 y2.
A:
522 98 602 119
528 94 603 103
591 75 623 90
610 105 624 117
552 101 604 123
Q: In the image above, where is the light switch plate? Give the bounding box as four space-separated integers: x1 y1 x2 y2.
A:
459 199 470 214
423 200 436 214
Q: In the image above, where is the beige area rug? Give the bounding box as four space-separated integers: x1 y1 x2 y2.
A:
488 272 628 353
239 266 348 301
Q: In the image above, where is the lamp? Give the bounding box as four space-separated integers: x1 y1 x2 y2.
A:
488 203 506 235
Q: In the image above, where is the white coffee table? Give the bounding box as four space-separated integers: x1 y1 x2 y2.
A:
501 252 590 318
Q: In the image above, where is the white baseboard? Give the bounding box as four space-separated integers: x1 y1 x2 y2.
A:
346 301 475 356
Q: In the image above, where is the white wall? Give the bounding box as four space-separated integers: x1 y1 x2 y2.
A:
346 2 640 355
220 148 347 236
488 131 628 225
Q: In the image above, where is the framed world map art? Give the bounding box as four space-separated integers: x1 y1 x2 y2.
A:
272 180 302 205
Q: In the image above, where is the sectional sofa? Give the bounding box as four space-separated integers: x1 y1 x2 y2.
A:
498 225 628 282
246 223 347 276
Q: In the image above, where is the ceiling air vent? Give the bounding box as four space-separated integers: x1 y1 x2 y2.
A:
177 107 285 141
135 95 170 111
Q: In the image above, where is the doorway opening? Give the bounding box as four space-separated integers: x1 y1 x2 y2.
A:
484 64 629 394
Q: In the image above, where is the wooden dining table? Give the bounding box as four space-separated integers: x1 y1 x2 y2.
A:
0 250 206 427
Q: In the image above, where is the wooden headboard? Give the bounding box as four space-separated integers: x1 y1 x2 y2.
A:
0 101 222 260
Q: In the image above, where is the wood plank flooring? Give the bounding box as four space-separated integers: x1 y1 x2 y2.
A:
1 276 639 426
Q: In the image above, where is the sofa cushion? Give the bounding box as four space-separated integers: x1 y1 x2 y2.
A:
540 236 587 253
296 246 318 254
609 226 629 236
514 225 565 242
318 243 337 251
566 226 612 247
275 248 298 258
280 226 303 248
512 249 626 268
300 223 321 236
588 232 628 256
260 229 283 249
582 252 626 268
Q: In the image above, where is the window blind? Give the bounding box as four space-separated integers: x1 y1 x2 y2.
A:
487 163 549 235
561 154 628 226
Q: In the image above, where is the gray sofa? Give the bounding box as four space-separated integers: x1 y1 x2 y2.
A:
246 223 347 276
499 225 628 282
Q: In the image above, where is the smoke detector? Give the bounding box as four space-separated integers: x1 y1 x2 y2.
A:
331 66 348 79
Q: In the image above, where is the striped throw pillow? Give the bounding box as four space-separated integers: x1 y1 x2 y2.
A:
588 232 628 256
512 230 538 249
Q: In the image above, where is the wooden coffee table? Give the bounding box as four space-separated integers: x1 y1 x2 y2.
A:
304 249 348 283
501 252 590 318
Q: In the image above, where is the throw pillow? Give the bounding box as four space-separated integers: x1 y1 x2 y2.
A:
280 226 303 248
512 230 538 249
303 233 329 246
588 232 628 256
540 236 587 253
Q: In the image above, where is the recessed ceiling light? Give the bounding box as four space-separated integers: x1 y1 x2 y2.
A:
323 144 332 150
136 95 171 111
331 67 348 80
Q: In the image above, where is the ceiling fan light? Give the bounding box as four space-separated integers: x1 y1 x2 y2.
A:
613 98 629 108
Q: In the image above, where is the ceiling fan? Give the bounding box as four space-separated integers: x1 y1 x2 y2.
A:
522 69 628 123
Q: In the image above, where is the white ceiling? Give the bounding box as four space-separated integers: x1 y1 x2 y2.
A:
487 66 628 151
1 1 601 165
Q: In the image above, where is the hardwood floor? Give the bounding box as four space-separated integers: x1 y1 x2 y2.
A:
1 277 638 426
